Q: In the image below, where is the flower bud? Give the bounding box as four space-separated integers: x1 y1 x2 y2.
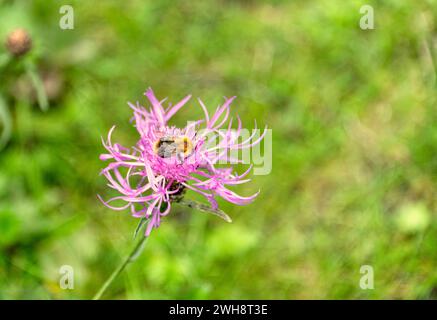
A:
5 28 32 57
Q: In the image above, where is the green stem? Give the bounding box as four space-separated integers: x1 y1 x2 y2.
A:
93 235 148 300
25 60 49 112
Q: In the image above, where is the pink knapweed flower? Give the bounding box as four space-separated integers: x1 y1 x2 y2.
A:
99 88 266 236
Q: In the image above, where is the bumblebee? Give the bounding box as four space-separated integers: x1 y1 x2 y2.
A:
154 135 193 159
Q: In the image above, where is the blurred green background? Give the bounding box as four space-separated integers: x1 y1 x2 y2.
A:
0 0 436 299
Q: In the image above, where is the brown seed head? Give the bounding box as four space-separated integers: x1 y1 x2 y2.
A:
5 28 32 57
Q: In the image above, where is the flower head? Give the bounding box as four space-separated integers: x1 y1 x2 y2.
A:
99 88 266 236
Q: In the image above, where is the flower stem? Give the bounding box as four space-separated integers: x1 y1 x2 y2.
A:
25 60 49 112
0 93 12 150
93 235 148 300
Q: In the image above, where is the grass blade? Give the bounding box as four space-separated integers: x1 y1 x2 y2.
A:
25 61 49 112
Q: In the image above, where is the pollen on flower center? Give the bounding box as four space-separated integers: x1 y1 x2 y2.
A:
153 135 193 158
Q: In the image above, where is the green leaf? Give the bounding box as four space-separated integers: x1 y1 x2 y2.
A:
178 199 232 223
129 236 148 262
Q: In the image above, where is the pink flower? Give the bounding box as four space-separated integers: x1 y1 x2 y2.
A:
99 88 266 236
